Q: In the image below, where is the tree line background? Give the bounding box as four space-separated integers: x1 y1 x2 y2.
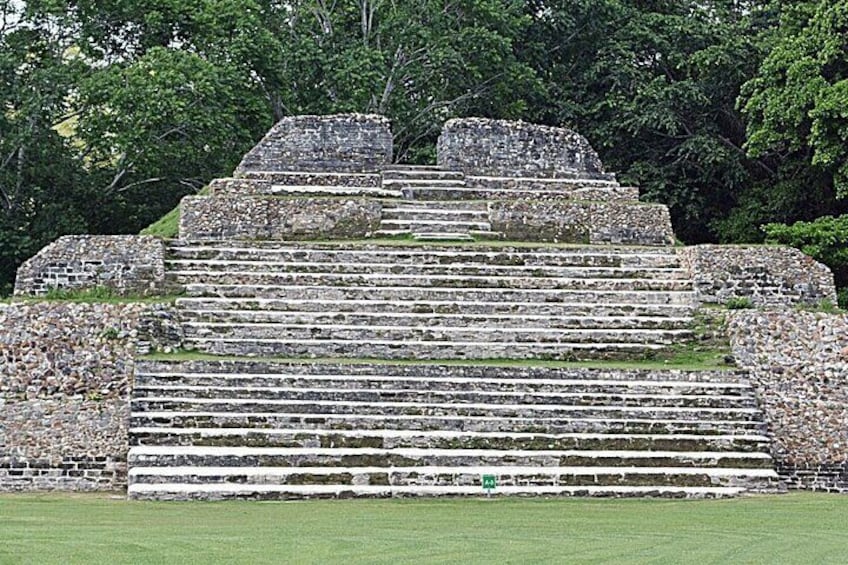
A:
2 0 847 303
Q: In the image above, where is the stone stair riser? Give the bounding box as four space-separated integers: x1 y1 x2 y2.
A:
134 375 751 396
180 339 673 360
128 469 777 491
134 362 748 383
167 247 683 269
177 311 692 331
129 431 769 453
169 272 694 292
130 399 760 422
132 387 755 409
181 285 696 305
166 261 690 280
130 413 767 435
127 452 773 470
181 323 692 343
127 484 750 501
174 298 695 318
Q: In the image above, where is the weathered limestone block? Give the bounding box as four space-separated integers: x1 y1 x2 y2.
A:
728 310 848 491
0 302 145 492
437 118 615 180
235 113 392 174
680 245 837 306
210 173 382 195
180 195 382 240
14 235 166 297
488 201 674 246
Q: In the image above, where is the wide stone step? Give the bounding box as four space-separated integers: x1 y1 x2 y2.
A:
381 208 488 222
128 465 778 491
378 219 493 232
170 271 694 292
132 385 753 409
262 185 401 197
237 171 382 186
177 310 692 331
179 338 672 360
173 297 696 318
180 284 696 305
131 397 761 421
128 482 748 500
181 322 692 345
166 259 689 280
382 169 465 181
129 427 771 453
127 446 774 469
134 371 749 395
167 244 683 268
403 185 638 201
134 360 747 382
383 178 467 189
130 412 768 435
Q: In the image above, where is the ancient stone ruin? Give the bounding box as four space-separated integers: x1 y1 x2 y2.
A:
2 114 846 498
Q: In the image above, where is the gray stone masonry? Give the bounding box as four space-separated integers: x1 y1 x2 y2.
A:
728 310 848 492
235 114 392 174
14 235 166 297
179 196 382 240
489 200 674 246
679 245 837 307
0 302 147 492
437 118 615 180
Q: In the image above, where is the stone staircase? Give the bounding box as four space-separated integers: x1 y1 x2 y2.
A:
377 165 498 240
127 360 779 500
125 115 783 500
166 242 695 360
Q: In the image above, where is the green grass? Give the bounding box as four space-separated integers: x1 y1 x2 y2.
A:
141 346 734 371
140 204 180 238
0 493 845 564
3 287 182 304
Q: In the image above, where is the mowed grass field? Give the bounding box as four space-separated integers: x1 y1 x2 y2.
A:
0 493 846 564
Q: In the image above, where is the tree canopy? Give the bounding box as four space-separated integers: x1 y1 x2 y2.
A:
1 0 846 300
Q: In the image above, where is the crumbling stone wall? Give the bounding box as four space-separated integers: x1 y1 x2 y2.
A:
13 235 167 297
437 118 615 180
728 310 848 492
180 196 382 240
488 200 674 246
0 302 145 492
680 245 837 307
235 113 392 174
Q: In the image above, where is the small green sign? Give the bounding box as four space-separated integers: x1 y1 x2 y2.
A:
482 474 497 490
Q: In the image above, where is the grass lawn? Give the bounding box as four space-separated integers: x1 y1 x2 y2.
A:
0 493 845 564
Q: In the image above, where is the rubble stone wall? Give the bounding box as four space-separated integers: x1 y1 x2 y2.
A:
680 245 837 307
180 195 382 240
0 302 145 492
437 118 614 180
488 200 674 246
728 310 848 492
235 114 392 174
14 235 166 297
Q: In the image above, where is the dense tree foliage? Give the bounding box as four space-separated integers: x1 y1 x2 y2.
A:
1 0 847 296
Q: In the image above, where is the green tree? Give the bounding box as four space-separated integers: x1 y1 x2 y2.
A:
0 1 90 294
741 1 848 199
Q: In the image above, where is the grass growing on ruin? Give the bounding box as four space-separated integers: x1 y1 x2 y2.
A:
140 204 180 238
0 493 845 564
141 345 735 371
3 288 182 304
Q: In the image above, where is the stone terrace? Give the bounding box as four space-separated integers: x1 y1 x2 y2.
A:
119 115 787 500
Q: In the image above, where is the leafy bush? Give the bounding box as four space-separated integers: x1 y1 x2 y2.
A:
763 214 848 308
725 296 754 310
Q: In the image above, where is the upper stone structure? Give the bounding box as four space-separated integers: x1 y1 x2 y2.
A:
436 118 614 180
234 113 392 174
